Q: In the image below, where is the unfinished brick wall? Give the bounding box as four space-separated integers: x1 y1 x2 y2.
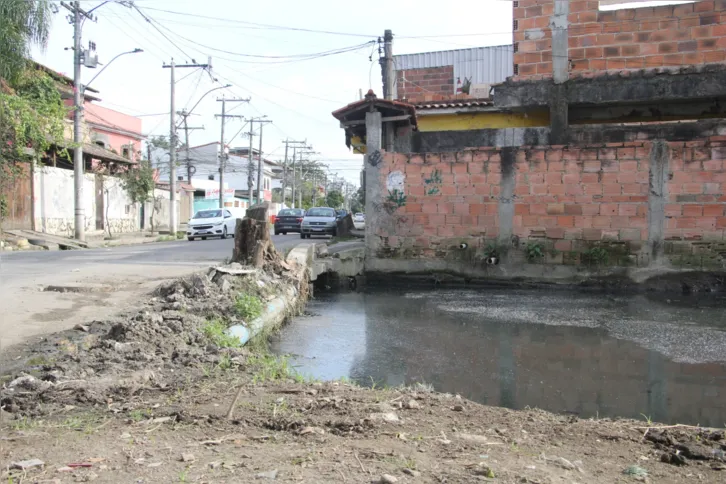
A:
396 66 454 103
375 139 726 269
514 0 726 81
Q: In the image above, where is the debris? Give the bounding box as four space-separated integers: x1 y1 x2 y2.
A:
623 465 648 477
209 461 222 469
57 466 75 472
402 468 421 477
379 474 398 483
452 405 464 412
661 452 688 466
74 324 90 332
405 399 420 410
473 465 495 478
78 472 98 482
180 453 195 462
256 469 279 480
299 426 325 436
457 434 501 445
147 462 162 468
11 458 45 470
369 412 400 422
68 463 93 468
119 432 131 439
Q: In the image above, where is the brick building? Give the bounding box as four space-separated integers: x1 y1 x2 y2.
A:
333 0 726 282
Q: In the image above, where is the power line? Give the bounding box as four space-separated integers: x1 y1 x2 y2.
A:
131 4 194 60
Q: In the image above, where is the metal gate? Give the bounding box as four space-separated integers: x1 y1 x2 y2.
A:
2 164 33 230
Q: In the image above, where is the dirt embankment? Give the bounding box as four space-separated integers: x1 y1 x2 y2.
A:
1 260 725 483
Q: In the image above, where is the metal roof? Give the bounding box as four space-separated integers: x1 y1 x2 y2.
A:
413 98 494 110
393 45 514 95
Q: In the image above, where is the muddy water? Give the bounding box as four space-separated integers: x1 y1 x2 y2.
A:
271 289 726 426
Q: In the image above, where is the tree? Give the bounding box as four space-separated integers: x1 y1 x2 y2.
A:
0 0 52 84
121 158 155 206
326 189 344 208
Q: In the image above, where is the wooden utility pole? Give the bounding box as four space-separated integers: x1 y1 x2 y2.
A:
255 118 273 204
215 96 248 209
282 139 306 208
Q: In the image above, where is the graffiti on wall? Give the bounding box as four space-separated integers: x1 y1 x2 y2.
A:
424 169 443 195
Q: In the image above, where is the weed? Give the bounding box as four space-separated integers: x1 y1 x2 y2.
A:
202 318 241 348
176 231 185 240
129 409 151 422
26 356 50 366
178 470 188 482
482 242 501 260
156 235 177 242
640 413 653 426
525 241 544 262
248 353 291 383
234 293 264 321
217 353 233 371
582 246 609 266
11 417 38 431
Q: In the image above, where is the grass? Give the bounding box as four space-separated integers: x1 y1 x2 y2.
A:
234 293 264 321
129 409 152 422
248 352 292 384
26 355 51 366
641 413 654 426
202 318 242 348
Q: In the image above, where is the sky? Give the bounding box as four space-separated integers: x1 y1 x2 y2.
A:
33 0 513 186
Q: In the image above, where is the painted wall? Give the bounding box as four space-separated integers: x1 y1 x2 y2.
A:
369 138 726 276
33 166 138 236
417 110 549 132
85 104 144 161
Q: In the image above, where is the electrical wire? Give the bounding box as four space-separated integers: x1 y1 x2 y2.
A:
131 5 194 60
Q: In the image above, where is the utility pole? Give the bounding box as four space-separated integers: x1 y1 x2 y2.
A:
281 142 289 207
382 29 395 152
297 148 317 209
61 1 94 241
163 59 209 234
282 139 306 208
255 119 273 204
177 109 204 183
215 97 248 209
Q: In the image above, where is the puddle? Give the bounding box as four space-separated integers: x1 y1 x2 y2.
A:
272 288 726 426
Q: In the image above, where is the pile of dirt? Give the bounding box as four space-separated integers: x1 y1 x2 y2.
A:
0 260 307 416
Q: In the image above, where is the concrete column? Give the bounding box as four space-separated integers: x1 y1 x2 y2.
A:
551 0 569 84
364 111 383 265
497 147 516 247
647 140 670 263
550 0 569 144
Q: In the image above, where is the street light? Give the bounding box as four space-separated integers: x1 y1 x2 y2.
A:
73 47 143 242
181 84 232 125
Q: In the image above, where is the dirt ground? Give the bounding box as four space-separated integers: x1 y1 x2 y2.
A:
1 262 725 483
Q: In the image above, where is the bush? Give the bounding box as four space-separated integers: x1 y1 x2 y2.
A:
202 318 241 348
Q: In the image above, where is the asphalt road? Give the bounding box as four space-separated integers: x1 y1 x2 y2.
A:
0 233 335 351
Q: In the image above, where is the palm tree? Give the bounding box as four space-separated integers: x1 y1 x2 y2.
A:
0 0 52 83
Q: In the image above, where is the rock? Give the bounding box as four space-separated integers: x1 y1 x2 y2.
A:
623 465 648 477
402 468 421 477
369 412 400 422
209 461 222 469
458 434 496 445
379 475 398 483
406 399 420 410
473 465 495 478
299 426 325 436
661 452 688 466
119 432 131 439
256 469 278 480
58 466 75 472
78 472 98 482
180 453 195 462
11 459 45 470
74 324 90 332
452 405 464 412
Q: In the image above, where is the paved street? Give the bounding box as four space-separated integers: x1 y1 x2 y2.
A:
0 234 329 352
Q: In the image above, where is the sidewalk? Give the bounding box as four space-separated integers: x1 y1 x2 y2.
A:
1 228 187 252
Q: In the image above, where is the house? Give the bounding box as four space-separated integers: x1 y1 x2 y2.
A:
334 0 726 282
180 142 281 211
3 63 149 236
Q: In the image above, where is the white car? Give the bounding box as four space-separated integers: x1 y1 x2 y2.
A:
354 212 365 223
186 209 237 241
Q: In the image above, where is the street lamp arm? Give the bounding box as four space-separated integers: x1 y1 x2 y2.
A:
184 84 232 120
84 48 143 92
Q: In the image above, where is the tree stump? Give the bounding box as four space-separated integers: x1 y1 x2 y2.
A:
233 203 271 267
336 213 355 238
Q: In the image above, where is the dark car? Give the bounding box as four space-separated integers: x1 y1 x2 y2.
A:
274 208 306 235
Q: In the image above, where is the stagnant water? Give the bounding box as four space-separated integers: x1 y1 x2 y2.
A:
271 288 726 426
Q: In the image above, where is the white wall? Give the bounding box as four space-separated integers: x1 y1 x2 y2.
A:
33 166 139 236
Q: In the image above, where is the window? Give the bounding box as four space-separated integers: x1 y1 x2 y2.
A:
599 0 695 10
95 141 106 148
122 147 129 159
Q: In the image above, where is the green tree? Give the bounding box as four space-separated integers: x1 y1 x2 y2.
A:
326 189 344 208
121 158 155 205
0 0 52 84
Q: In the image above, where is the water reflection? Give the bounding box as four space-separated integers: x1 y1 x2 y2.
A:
271 289 726 426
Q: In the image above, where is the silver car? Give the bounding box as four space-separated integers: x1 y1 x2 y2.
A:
300 207 337 239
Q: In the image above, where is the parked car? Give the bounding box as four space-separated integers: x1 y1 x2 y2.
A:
300 207 338 239
336 209 348 220
274 208 306 235
354 212 365 223
186 209 237 241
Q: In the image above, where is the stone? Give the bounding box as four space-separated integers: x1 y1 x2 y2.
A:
256 469 278 480
180 453 195 462
379 475 398 483
406 399 420 410
402 468 420 477
58 466 75 472
452 405 464 412
11 459 44 470
74 324 90 332
369 412 400 422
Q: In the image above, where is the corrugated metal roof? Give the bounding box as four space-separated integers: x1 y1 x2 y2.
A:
413 98 493 110
394 45 514 95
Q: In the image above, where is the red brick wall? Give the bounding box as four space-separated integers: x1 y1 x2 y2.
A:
513 0 726 81
377 139 726 267
396 66 454 103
